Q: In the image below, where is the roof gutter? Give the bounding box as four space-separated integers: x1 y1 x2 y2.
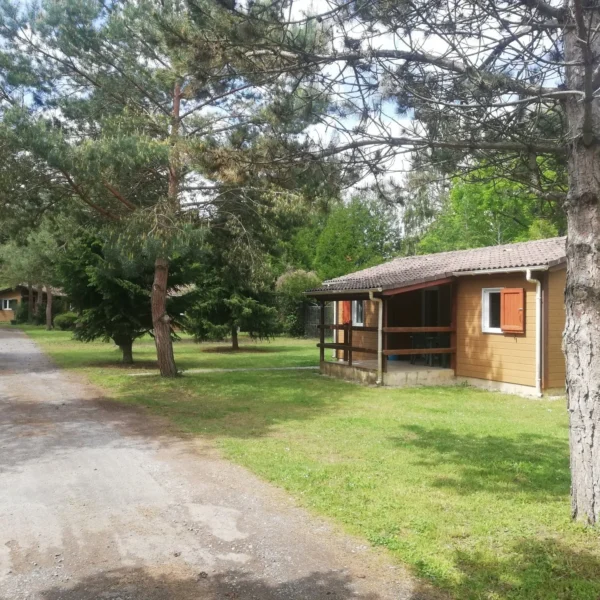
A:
369 291 384 386
526 269 544 398
306 287 383 296
453 266 549 277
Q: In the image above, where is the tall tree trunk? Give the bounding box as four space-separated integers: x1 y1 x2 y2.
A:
27 282 33 323
149 80 181 378
231 325 239 350
45 286 53 330
36 285 43 320
564 13 600 524
114 335 134 364
152 257 177 377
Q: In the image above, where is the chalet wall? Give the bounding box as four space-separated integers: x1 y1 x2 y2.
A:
335 300 378 362
353 300 378 361
0 289 22 323
546 268 566 390
455 274 537 387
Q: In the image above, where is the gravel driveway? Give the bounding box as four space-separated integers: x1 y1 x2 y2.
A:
0 328 432 600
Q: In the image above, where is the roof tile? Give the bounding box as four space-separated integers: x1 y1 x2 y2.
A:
309 237 566 293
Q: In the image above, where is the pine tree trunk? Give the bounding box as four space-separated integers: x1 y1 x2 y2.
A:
564 15 600 524
45 287 53 330
27 282 33 323
152 257 177 377
36 285 43 321
231 325 239 350
118 339 134 364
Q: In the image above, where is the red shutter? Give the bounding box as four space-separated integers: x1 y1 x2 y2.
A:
501 288 525 334
340 301 351 324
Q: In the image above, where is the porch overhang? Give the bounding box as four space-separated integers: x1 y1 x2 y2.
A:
381 276 455 296
306 288 382 301
307 276 456 300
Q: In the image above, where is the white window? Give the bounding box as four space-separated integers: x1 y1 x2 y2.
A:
482 288 502 333
1 299 15 310
352 300 365 326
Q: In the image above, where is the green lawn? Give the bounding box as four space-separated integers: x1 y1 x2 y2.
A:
18 325 600 600
16 326 319 371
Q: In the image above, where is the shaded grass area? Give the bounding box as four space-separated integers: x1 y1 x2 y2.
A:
21 326 600 600
16 325 318 370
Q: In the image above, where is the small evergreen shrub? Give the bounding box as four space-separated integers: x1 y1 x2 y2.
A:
14 302 30 324
54 311 78 330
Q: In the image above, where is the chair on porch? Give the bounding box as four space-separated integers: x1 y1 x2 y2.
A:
409 334 427 364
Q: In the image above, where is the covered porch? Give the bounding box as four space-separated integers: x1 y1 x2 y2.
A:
314 278 458 387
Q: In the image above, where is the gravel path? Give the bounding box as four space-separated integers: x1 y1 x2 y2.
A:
0 328 433 600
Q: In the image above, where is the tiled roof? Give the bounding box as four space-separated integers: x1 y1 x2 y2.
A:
308 237 566 293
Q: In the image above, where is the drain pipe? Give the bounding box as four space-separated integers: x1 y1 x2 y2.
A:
369 291 384 386
526 269 543 397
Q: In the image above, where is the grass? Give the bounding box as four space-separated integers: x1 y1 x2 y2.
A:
16 324 600 600
16 326 319 371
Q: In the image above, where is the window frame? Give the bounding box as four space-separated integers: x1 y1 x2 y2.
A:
481 288 503 334
352 300 365 327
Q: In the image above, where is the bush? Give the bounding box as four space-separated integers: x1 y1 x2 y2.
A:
54 312 78 331
14 302 30 324
276 269 322 337
32 303 46 325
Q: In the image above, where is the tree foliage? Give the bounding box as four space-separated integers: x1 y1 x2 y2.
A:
57 234 200 363
418 172 566 254
312 196 400 280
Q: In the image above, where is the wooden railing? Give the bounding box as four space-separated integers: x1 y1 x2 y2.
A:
317 322 378 365
317 323 456 369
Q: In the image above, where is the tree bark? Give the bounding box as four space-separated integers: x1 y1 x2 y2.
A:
152 257 177 377
114 336 134 364
36 284 43 319
231 325 239 350
45 286 53 330
27 282 33 323
147 80 181 378
563 11 600 524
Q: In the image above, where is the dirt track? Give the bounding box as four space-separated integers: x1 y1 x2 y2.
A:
0 328 434 600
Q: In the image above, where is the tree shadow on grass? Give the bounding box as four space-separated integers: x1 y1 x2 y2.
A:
113 370 360 439
0 371 355 472
200 346 274 354
425 537 600 600
390 424 570 499
22 567 399 600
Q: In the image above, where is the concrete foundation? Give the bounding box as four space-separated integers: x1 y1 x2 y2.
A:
320 361 378 385
321 360 563 397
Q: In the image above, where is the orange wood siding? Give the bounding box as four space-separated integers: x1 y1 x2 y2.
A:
352 300 378 361
0 290 22 322
546 268 566 389
335 300 378 361
456 275 537 387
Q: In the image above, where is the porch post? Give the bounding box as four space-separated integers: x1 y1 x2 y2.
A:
382 298 388 373
348 321 353 367
319 300 325 364
450 282 458 371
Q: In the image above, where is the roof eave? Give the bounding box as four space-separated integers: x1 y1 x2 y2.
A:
305 287 383 296
452 265 550 277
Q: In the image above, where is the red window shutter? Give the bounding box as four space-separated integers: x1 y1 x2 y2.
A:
501 288 525 334
340 301 351 324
